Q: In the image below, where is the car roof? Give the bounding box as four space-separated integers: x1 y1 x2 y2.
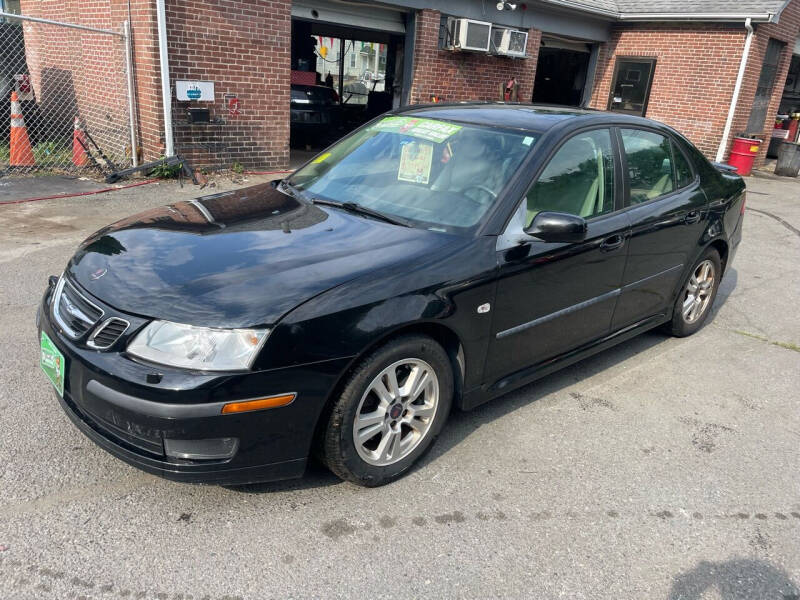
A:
393 102 660 134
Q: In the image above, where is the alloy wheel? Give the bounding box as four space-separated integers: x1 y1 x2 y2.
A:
682 259 715 324
352 358 439 467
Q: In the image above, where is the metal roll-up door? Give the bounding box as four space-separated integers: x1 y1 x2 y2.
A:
292 0 405 34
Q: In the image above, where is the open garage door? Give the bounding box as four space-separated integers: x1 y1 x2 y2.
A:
533 36 592 107
292 0 405 34
290 1 409 165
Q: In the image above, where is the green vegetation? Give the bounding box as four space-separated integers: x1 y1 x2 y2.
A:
148 157 182 179
732 330 800 353
231 160 244 174
0 145 9 163
32 142 71 165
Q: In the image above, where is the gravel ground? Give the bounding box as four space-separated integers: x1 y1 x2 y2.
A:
0 173 798 600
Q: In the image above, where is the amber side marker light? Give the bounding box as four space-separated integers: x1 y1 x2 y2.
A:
221 393 296 415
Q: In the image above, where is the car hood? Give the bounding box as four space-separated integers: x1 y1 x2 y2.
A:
67 183 459 328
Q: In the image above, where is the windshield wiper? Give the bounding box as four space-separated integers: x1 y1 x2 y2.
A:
311 198 410 227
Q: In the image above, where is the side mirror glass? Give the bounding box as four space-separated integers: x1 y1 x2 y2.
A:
524 211 587 243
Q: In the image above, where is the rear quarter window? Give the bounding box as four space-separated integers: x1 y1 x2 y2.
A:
672 141 695 188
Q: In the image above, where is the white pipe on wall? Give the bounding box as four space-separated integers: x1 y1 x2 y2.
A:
716 18 754 163
156 0 174 157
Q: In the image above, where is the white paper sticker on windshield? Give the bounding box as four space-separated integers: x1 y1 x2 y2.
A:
398 142 433 185
523 136 534 146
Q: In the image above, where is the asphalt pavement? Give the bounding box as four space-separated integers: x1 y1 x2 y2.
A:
0 173 798 599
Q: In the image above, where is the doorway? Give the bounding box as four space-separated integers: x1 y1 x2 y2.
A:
532 36 592 106
290 3 408 166
607 57 657 117
746 38 786 135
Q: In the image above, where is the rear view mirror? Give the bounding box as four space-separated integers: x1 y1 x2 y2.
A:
525 211 587 243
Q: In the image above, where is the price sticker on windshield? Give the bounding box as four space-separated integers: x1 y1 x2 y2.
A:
371 117 462 143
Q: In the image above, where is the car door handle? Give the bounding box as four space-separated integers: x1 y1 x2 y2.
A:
600 234 625 252
684 211 701 225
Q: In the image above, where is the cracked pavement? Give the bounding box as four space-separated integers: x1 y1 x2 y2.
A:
0 173 798 599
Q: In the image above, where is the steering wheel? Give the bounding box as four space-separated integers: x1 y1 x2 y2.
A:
462 184 497 205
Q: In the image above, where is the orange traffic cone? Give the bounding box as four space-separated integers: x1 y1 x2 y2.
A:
72 116 89 167
9 91 35 167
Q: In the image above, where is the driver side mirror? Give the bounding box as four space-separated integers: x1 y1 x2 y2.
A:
524 211 587 243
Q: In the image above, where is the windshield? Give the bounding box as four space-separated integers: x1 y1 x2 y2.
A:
287 116 538 232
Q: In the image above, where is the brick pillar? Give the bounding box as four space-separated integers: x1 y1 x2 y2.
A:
166 0 292 169
409 9 541 105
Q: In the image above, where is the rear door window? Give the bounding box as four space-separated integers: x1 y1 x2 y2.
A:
620 129 675 204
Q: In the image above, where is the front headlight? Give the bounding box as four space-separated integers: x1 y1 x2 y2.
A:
127 320 269 371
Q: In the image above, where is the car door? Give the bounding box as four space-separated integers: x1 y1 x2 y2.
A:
485 127 631 384
611 128 709 330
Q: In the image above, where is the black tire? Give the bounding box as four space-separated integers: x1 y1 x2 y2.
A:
322 334 453 487
668 247 721 337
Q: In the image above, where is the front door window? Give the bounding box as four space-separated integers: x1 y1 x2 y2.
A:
608 58 656 116
526 128 615 225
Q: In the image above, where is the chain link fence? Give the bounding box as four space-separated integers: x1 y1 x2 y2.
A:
0 12 136 177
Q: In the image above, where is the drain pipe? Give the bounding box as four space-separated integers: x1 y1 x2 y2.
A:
156 0 174 157
716 18 754 163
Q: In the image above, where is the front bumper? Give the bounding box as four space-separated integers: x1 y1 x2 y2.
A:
38 280 351 485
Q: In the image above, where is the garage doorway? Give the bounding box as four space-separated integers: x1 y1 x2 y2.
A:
532 36 592 106
290 1 409 166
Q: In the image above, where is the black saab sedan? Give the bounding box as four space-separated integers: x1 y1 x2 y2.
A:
38 104 746 486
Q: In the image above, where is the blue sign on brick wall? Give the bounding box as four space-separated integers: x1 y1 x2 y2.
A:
176 80 214 102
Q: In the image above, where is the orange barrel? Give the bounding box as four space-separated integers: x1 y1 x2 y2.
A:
727 137 762 176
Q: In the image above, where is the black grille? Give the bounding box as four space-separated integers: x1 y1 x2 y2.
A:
88 318 129 349
55 278 103 338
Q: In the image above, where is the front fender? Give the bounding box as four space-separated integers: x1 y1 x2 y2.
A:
256 236 499 390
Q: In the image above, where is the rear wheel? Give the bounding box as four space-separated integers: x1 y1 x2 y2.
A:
322 335 453 486
668 248 721 337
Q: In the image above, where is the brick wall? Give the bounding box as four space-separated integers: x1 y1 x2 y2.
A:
588 23 746 159
19 0 291 170
589 0 800 167
127 0 164 163
729 0 800 166
18 0 139 161
166 0 291 169
409 9 541 104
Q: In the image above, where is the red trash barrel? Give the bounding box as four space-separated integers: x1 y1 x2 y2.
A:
727 137 762 176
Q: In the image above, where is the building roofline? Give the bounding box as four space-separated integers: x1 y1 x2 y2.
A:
539 0 789 24
771 0 794 22
617 12 777 23
538 0 619 20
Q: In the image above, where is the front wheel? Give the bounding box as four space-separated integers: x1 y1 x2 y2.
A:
668 248 721 337
321 335 453 486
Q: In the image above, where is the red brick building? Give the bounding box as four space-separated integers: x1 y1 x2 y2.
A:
10 0 800 170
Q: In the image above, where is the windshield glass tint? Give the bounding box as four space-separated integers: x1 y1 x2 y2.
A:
288 116 537 231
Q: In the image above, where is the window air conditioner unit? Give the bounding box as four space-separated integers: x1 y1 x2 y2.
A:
491 27 528 58
446 18 492 52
